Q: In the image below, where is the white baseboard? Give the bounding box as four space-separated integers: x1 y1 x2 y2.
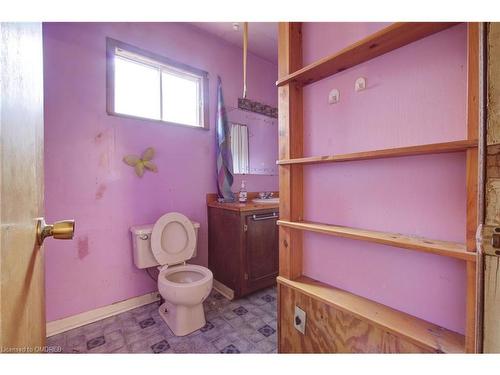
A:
46 291 161 337
213 279 234 300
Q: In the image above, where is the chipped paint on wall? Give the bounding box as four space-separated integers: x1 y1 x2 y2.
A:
77 235 89 260
95 183 107 200
484 22 500 353
485 24 500 227
486 145 500 226
487 144 500 178
485 178 500 226
488 23 500 145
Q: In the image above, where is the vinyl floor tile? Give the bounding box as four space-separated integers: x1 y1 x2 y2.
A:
48 286 277 354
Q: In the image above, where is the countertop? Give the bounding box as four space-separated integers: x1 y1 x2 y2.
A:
207 200 279 212
206 191 279 212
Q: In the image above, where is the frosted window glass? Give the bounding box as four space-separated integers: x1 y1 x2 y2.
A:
114 56 161 120
161 72 200 126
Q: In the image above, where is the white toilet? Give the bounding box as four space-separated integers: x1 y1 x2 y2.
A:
130 212 213 336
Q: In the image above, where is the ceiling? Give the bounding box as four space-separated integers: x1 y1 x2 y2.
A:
190 22 278 64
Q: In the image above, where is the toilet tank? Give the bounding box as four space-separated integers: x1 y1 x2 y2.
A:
130 220 200 269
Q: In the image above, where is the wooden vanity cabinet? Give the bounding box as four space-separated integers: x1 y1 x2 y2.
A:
208 205 279 299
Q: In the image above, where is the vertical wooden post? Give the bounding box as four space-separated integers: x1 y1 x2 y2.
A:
278 23 303 280
465 22 480 353
277 22 303 354
483 22 500 353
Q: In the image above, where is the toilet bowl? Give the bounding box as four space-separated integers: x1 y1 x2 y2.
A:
130 212 213 336
158 264 212 336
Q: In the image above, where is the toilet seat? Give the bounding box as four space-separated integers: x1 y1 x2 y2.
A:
151 212 196 266
158 264 212 289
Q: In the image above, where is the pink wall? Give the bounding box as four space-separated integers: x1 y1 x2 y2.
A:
301 23 467 334
43 22 278 322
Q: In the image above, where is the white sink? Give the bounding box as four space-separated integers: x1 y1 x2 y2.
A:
252 198 279 204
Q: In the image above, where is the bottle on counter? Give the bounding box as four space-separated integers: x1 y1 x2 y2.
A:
238 180 248 203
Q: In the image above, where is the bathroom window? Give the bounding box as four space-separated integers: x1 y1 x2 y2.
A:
106 38 209 129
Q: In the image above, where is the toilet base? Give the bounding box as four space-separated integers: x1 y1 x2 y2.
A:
158 300 206 336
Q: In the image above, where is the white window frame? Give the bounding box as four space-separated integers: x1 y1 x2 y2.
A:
106 37 209 130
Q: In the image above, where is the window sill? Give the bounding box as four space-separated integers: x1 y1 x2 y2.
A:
106 111 210 131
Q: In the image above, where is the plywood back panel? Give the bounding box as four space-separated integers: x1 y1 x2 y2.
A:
279 283 432 353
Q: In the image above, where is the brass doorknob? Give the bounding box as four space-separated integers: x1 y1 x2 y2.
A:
36 218 75 245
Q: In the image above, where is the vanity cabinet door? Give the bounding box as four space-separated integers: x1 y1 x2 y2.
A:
208 207 244 297
243 211 279 294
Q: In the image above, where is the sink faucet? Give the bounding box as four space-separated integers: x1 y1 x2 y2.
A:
259 192 274 199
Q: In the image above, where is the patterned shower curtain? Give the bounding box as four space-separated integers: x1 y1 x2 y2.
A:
216 76 235 201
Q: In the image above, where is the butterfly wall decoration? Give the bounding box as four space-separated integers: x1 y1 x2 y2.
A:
123 147 158 177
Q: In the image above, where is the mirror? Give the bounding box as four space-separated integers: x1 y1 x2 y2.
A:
228 108 278 176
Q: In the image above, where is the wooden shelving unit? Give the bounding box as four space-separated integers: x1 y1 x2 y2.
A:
277 139 478 166
277 22 481 353
277 276 466 353
277 22 459 87
277 220 476 262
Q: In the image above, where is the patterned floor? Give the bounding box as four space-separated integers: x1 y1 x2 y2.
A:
47 286 278 354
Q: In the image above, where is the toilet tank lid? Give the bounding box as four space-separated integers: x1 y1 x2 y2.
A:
131 221 200 235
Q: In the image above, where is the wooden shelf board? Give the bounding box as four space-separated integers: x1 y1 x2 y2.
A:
277 139 478 165
276 22 460 87
277 220 476 262
277 275 466 353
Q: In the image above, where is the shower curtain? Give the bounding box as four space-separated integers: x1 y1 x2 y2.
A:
230 124 249 174
215 76 235 201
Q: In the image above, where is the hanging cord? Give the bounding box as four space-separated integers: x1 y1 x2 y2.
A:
243 22 248 99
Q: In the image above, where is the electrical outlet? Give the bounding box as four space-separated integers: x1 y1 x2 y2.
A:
294 306 306 334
